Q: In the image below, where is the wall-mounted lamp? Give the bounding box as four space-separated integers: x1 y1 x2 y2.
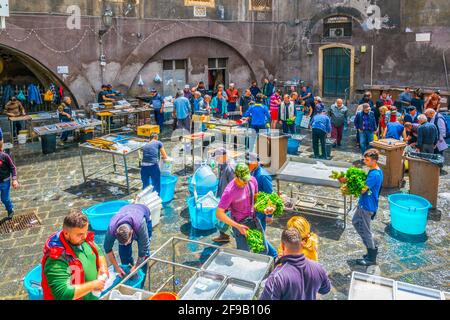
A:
99 6 114 36
360 45 367 53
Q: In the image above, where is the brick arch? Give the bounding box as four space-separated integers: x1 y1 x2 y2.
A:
0 42 83 107
113 22 259 90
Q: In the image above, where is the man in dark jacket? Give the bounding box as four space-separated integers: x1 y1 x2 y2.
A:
354 103 377 156
104 204 152 277
260 228 331 300
249 80 261 98
212 148 235 244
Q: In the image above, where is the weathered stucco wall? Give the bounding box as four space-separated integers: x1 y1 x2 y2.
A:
1 0 449 106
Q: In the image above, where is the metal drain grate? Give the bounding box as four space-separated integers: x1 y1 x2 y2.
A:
0 211 41 235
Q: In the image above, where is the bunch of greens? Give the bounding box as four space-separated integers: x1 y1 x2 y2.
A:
254 192 285 217
330 167 368 197
345 167 367 196
286 118 295 125
246 229 265 253
330 170 345 180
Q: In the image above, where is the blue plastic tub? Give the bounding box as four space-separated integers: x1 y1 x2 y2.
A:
82 200 130 231
287 138 301 155
101 264 145 295
187 197 217 230
24 264 145 300
160 175 178 203
388 193 432 235
24 265 43 300
188 176 218 197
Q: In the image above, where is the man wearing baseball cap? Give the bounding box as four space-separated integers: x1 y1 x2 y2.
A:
147 88 165 132
246 152 278 258
211 148 235 243
216 163 274 251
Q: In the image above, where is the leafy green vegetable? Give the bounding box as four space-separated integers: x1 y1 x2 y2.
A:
246 229 265 253
344 167 367 197
330 167 368 197
329 170 345 180
254 192 285 217
286 118 295 125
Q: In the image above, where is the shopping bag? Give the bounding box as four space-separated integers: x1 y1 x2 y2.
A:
300 115 311 128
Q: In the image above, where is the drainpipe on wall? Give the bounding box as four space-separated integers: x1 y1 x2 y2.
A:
444 48 449 91
370 45 374 87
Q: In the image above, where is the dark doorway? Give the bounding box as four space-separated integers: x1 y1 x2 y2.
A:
323 47 351 98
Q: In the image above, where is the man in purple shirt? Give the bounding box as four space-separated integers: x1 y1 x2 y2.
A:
216 163 274 252
260 228 331 300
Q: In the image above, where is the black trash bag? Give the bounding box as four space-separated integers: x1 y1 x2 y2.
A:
407 151 445 168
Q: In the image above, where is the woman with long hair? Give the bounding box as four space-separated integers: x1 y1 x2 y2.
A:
277 216 319 261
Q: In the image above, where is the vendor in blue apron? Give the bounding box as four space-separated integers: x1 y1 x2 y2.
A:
57 97 73 146
141 133 168 195
103 204 152 278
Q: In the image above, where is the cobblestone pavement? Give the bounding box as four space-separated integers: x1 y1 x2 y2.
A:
0 127 448 300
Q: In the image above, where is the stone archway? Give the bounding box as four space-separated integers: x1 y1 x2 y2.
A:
127 36 257 96
0 43 79 107
113 21 261 92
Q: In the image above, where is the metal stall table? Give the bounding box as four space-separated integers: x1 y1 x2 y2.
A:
109 237 274 300
8 115 32 143
182 132 215 171
275 157 352 229
349 271 448 300
96 106 153 135
78 134 146 194
206 118 249 151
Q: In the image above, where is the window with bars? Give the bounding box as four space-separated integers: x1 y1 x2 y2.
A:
163 60 186 70
184 0 215 8
208 58 227 69
249 0 272 12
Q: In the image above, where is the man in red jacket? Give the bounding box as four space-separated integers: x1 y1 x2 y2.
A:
226 83 240 117
41 210 109 300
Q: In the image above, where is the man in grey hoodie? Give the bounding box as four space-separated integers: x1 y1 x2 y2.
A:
328 98 348 147
212 148 235 243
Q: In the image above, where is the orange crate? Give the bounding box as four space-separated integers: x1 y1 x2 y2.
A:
137 124 160 136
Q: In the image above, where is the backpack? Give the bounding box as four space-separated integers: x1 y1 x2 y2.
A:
434 114 450 139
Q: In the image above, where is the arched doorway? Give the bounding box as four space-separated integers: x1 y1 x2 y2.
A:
318 43 355 98
0 44 77 110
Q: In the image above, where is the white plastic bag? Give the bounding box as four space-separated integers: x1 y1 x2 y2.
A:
154 73 162 83
137 75 144 86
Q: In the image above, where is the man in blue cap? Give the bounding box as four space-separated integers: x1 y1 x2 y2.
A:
146 88 165 133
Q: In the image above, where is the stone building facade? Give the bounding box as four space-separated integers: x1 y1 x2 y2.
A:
0 0 449 107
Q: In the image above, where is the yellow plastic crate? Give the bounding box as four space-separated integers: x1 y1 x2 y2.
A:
137 124 160 136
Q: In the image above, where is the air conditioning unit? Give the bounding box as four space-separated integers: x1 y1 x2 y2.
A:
329 28 345 38
194 6 207 17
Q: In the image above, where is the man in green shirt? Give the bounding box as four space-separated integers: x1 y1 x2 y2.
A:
41 210 109 300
